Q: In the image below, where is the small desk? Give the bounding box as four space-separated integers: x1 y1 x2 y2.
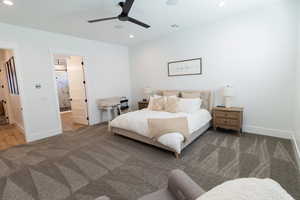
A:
99 105 121 121
97 97 122 122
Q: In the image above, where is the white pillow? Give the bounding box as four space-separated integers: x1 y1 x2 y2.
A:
196 178 294 200
178 98 202 113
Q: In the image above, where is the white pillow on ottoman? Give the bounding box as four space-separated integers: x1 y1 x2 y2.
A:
197 178 294 200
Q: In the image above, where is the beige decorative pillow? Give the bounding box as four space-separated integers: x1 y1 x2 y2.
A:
165 97 179 113
162 90 180 97
181 92 201 99
148 97 165 111
147 96 162 109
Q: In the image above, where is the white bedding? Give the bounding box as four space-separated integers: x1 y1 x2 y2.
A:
197 178 294 200
110 109 212 153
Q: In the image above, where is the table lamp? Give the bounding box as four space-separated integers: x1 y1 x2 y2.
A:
223 85 234 108
143 87 152 102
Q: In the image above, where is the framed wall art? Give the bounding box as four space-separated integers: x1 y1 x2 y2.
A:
168 58 202 77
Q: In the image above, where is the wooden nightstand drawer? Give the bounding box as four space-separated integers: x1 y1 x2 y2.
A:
213 107 244 136
215 111 239 119
215 118 239 126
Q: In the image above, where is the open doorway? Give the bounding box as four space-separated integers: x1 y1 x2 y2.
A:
53 54 89 132
0 48 26 150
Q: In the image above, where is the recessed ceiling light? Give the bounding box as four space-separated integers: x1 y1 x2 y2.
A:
171 24 179 28
2 0 14 6
218 1 225 7
166 0 178 6
129 34 135 38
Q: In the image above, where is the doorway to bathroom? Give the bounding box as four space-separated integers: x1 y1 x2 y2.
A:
53 54 89 132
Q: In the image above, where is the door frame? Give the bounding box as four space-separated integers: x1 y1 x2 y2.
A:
49 48 91 132
0 41 27 135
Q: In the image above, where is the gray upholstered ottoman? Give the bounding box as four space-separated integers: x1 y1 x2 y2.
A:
139 169 205 200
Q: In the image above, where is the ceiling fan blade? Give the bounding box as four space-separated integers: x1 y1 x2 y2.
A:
128 17 150 28
88 17 118 23
122 0 135 14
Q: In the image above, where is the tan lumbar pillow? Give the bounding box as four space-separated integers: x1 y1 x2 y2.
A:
181 92 201 98
148 97 165 111
162 90 180 97
165 97 179 113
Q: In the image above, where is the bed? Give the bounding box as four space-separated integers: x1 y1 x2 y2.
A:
110 90 213 158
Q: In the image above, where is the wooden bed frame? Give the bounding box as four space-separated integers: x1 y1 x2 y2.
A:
110 90 213 158
111 122 211 158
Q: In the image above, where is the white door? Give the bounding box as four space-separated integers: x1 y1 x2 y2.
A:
0 63 10 123
67 56 89 125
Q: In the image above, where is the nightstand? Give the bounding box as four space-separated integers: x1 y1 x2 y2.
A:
138 101 149 110
213 107 244 136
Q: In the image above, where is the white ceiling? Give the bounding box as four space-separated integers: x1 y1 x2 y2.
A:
0 0 287 46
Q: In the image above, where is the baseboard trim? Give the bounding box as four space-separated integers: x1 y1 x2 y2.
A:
243 125 292 139
26 129 62 143
291 134 300 169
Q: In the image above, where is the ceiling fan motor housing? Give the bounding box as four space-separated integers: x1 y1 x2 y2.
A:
118 13 129 21
88 0 150 28
118 2 125 7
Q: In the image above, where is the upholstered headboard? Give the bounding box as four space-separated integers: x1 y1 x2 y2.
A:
155 90 214 112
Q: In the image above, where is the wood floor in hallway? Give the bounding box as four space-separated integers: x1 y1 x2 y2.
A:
61 111 86 132
0 124 26 151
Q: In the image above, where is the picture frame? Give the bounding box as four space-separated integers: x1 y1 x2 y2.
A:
168 58 202 77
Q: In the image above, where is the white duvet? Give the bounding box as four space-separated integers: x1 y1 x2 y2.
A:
110 109 212 153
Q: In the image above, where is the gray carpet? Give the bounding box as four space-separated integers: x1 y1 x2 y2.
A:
0 124 299 200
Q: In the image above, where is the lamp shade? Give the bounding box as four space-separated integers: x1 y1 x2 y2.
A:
143 87 152 95
223 85 234 97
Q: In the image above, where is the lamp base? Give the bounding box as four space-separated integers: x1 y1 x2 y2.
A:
224 97 233 108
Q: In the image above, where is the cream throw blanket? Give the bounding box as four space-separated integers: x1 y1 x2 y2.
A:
147 117 189 142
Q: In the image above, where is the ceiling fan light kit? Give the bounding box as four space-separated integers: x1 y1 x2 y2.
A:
88 0 150 29
166 0 179 6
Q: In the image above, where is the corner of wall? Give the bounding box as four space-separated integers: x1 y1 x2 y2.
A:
291 133 300 169
293 0 300 169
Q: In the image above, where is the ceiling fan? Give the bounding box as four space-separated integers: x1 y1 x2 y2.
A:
88 0 150 29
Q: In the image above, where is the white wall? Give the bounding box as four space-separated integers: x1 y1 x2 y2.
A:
129 1 298 138
294 1 300 161
0 22 131 142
